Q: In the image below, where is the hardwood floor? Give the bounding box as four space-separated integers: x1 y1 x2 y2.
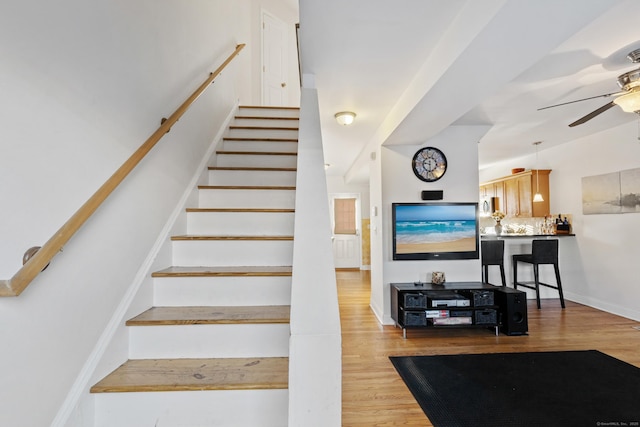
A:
338 270 640 427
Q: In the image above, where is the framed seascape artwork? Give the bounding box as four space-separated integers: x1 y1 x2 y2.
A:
582 167 640 215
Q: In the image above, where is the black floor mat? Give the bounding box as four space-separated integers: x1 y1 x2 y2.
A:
390 350 640 427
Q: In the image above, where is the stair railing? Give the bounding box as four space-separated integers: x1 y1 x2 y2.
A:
0 43 246 297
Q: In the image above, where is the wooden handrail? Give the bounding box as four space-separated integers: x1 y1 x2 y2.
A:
0 44 246 297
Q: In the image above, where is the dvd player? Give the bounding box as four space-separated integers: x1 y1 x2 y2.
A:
426 291 470 308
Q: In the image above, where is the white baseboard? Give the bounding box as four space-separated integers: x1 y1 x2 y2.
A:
564 291 640 322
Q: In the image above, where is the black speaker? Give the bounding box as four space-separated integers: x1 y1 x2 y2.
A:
421 190 443 200
493 287 528 336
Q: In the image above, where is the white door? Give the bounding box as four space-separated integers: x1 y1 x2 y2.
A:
262 11 288 106
331 195 361 269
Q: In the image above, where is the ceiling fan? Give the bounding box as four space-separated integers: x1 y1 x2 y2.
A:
539 49 640 127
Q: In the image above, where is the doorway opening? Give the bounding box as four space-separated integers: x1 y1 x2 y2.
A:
330 194 362 269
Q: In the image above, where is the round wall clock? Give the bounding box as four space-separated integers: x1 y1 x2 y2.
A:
412 147 447 182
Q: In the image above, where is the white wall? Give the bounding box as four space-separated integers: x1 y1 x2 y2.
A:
289 87 341 426
0 1 254 426
371 125 487 324
369 147 385 321
480 120 640 321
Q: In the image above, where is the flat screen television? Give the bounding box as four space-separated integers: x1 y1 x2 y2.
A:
392 202 479 260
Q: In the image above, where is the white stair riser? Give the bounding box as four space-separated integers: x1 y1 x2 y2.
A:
95 389 288 427
227 128 298 139
238 107 299 118
129 324 290 359
198 188 295 209
207 169 296 186
153 276 292 306
172 240 293 266
216 153 297 168
187 211 294 235
222 139 298 152
233 118 298 127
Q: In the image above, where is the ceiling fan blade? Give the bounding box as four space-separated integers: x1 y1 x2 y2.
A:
568 101 616 127
538 91 625 111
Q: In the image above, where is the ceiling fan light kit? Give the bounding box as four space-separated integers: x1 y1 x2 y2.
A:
541 49 640 125
612 90 640 113
613 67 640 113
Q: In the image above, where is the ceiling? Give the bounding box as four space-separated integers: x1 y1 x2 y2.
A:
297 0 640 184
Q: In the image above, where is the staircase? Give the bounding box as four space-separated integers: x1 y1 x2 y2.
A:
91 106 300 427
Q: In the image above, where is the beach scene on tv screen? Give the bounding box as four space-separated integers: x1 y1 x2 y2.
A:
395 204 476 254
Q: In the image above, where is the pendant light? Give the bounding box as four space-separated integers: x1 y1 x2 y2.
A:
532 141 544 203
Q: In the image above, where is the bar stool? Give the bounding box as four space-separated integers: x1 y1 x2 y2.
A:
512 239 565 309
481 239 506 286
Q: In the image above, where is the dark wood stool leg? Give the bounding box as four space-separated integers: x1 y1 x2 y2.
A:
554 263 565 308
513 260 518 289
533 264 541 309
499 264 506 287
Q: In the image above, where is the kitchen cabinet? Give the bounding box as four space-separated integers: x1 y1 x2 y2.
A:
479 181 504 212
504 178 519 216
494 181 505 209
480 184 493 198
481 170 550 218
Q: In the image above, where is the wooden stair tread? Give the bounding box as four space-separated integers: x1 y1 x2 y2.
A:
239 105 299 110
208 166 296 171
198 185 296 190
216 150 297 156
151 266 292 277
235 115 298 120
90 357 289 393
229 125 298 131
186 208 294 213
222 137 298 142
127 305 290 325
171 235 293 241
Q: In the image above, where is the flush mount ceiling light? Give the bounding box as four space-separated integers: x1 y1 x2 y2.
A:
532 141 544 203
334 111 356 126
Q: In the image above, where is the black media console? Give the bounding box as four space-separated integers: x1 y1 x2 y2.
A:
390 282 528 338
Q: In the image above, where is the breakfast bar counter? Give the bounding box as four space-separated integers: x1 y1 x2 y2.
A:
480 234 579 301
